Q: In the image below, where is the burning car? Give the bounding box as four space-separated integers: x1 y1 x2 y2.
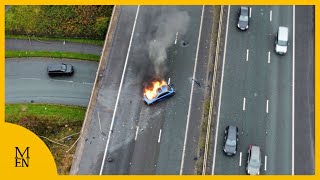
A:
143 80 175 105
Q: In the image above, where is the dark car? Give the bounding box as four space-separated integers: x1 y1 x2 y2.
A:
223 125 239 156
47 63 74 76
246 145 261 175
237 6 250 30
144 84 175 105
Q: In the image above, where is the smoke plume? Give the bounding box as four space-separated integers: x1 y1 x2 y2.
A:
148 8 190 78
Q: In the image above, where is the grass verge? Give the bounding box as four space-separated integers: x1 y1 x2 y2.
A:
6 35 104 46
195 5 221 175
6 50 100 61
6 103 86 174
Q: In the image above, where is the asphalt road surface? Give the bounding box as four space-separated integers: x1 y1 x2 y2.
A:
6 58 98 106
211 6 295 175
294 5 314 175
72 6 213 175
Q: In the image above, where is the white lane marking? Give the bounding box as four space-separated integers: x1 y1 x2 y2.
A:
292 5 295 175
266 99 269 113
51 79 73 83
99 6 140 175
265 155 267 171
180 5 204 175
239 152 242 166
246 49 249 61
270 10 272 21
83 82 94 85
174 32 179 44
158 129 162 143
20 78 41 80
98 111 102 133
249 7 252 18
168 77 171 84
243 97 246 111
212 5 230 175
268 51 271 64
134 126 139 141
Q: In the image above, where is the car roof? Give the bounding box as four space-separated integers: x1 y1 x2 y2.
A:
227 126 237 139
278 26 289 41
251 145 261 159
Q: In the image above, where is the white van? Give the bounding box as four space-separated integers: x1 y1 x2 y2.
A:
275 26 289 55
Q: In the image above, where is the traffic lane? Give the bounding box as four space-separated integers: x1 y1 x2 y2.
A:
6 79 93 106
73 6 138 174
241 5 273 175
5 58 98 106
266 5 293 175
6 58 98 83
213 5 254 175
5 38 103 55
102 6 202 174
294 5 314 175
181 6 213 174
101 6 203 174
155 6 203 174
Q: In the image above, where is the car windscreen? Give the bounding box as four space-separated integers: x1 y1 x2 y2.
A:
249 158 260 168
278 40 287 46
61 64 67 71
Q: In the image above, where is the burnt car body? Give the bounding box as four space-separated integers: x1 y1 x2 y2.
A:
47 63 74 76
144 84 175 105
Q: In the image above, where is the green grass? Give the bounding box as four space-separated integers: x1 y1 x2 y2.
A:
6 50 100 61
6 104 86 123
6 103 86 174
6 35 104 46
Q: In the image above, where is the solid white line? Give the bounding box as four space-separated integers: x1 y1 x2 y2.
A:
292 5 295 175
99 6 140 175
243 97 246 111
158 129 162 143
174 32 178 44
265 156 267 171
268 51 271 64
168 77 171 84
212 5 230 175
20 78 41 80
266 99 269 113
134 126 139 141
239 152 242 166
180 5 204 175
52 79 73 83
246 49 249 61
98 111 102 133
270 10 272 21
249 7 252 18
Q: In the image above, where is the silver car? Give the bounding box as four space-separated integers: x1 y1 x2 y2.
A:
246 145 261 175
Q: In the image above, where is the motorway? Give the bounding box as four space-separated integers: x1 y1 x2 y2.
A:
210 5 314 175
5 58 98 106
71 6 214 175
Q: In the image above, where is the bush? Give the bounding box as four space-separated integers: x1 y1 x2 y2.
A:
5 5 113 40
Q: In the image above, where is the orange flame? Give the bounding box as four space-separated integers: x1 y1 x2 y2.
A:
144 80 167 100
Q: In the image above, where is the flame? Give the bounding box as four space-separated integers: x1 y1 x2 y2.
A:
144 80 167 100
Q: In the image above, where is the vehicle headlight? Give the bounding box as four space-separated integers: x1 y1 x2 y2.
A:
246 25 249 28
234 151 237 154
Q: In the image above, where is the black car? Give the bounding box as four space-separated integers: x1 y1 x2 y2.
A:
223 125 239 156
47 63 74 76
237 6 250 30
